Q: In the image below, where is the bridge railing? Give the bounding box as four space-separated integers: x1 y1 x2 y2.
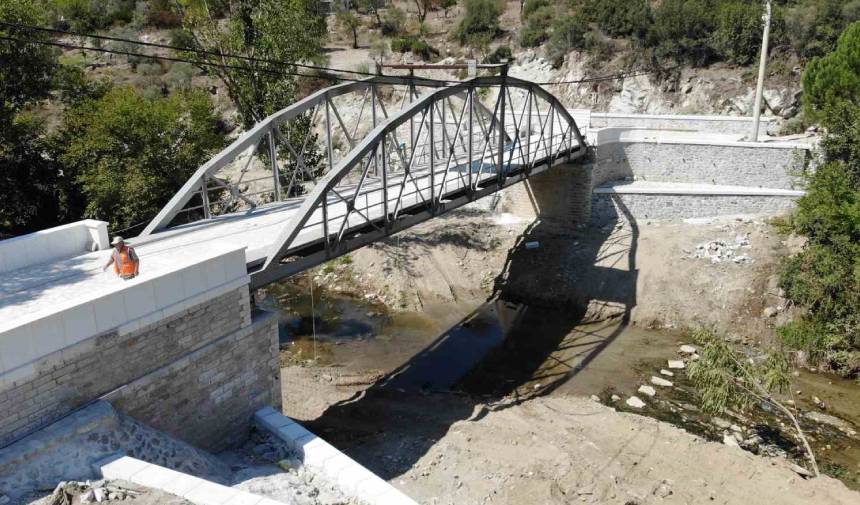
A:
140 75 454 236
251 75 585 286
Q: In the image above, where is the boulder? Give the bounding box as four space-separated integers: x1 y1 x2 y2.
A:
626 396 646 409
668 360 686 369
638 385 657 397
651 376 673 387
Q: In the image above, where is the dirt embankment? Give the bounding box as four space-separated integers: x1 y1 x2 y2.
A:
309 392 858 505
332 207 796 336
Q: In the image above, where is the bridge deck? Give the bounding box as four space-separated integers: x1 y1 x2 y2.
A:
0 131 571 326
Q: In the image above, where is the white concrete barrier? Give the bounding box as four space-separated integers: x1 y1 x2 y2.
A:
255 407 419 505
0 220 109 273
0 243 249 385
99 454 287 505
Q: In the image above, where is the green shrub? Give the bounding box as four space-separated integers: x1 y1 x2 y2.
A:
711 1 766 65
784 0 858 60
547 13 588 65
483 45 512 65
381 6 406 36
391 37 439 60
519 5 553 47
51 0 134 31
456 0 503 46
585 0 650 39
646 0 716 66
522 0 550 18
779 57 860 377
163 62 195 92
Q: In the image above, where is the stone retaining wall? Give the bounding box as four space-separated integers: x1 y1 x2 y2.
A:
591 142 809 190
0 285 280 452
107 310 279 452
590 193 798 225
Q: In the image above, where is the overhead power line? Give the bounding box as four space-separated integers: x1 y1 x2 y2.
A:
0 20 380 77
0 22 673 86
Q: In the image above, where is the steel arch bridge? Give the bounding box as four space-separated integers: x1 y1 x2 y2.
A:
138 74 586 288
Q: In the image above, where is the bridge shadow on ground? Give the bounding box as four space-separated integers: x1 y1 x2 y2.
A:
302 198 639 481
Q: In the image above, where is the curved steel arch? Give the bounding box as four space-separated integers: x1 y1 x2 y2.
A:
141 74 454 236
250 75 586 287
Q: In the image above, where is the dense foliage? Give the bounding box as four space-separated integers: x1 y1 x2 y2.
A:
533 0 860 68
175 0 327 128
802 21 860 120
779 22 860 378
456 0 503 47
53 87 226 231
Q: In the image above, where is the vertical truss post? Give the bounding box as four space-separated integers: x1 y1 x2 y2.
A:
371 84 379 177
548 102 555 166
429 100 435 211
200 175 211 219
441 96 447 165
497 64 508 184
409 69 415 158
325 96 334 173
268 130 282 201
381 142 390 232
468 86 473 190
322 187 330 256
526 89 533 173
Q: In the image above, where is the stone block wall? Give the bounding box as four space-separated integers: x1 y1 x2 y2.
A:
591 142 809 190
499 162 593 234
107 310 279 452
0 285 279 451
590 193 798 225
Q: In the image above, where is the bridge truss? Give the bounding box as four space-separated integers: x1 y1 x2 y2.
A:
140 73 585 288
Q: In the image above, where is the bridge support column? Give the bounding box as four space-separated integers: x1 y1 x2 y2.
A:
500 161 593 235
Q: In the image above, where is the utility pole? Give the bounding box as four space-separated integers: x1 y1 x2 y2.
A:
751 0 772 142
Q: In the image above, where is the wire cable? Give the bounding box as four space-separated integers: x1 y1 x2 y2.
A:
0 21 674 86
0 20 380 77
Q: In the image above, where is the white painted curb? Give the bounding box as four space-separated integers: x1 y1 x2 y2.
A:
98 454 286 505
255 406 419 505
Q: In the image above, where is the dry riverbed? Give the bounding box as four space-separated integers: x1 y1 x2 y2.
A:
262 207 860 503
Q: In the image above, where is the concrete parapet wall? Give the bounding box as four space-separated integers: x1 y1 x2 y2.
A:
0 220 108 273
588 112 773 134
0 244 249 383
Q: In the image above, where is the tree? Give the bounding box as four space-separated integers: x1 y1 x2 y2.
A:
547 13 588 66
688 328 820 476
802 21 860 121
53 87 226 232
1 0 58 111
335 10 361 49
455 0 502 46
413 0 431 23
0 0 78 235
711 1 767 65
175 0 327 129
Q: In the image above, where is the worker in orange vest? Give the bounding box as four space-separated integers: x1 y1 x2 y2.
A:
103 236 140 279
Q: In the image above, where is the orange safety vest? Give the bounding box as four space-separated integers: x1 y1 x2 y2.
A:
113 246 139 278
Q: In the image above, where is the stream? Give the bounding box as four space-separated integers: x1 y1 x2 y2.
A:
258 277 860 490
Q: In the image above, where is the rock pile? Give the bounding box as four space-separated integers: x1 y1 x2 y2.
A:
687 234 752 264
